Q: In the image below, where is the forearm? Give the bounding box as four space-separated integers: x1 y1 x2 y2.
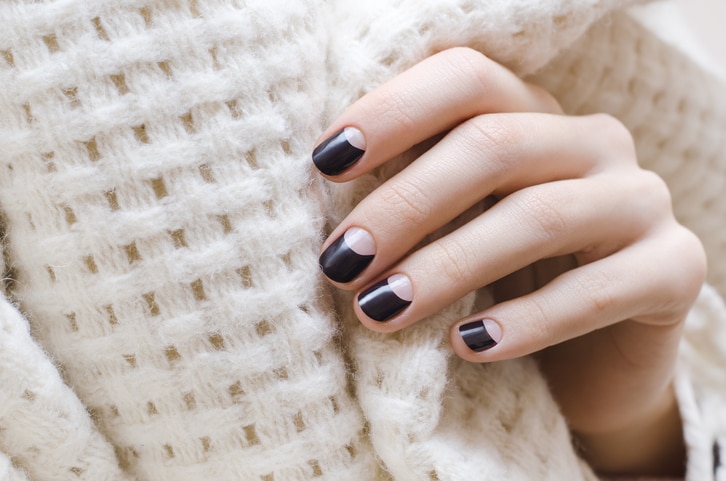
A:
574 381 684 476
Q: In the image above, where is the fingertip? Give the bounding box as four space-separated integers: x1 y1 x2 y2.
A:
312 126 367 177
318 227 376 284
352 296 406 334
357 273 413 322
451 318 503 362
350 273 415 333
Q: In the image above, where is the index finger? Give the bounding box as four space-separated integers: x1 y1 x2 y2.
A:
312 47 561 180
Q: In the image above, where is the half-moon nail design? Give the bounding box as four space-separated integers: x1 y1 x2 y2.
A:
358 273 413 322
312 127 366 176
319 227 375 283
459 319 502 352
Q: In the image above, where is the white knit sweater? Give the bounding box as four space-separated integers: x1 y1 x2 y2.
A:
0 1 724 480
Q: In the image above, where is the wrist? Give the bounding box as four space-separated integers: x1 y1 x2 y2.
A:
574 382 685 476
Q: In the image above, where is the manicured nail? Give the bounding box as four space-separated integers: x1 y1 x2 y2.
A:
459 319 502 352
358 273 412 322
312 127 366 176
319 227 376 283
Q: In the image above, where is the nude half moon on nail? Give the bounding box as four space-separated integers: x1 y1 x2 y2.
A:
459 319 502 352
319 227 376 283
312 127 367 176
358 273 413 322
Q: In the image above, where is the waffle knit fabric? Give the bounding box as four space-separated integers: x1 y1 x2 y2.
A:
0 1 723 481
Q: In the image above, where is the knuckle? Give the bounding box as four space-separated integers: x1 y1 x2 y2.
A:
376 178 432 228
575 268 616 315
461 115 525 172
585 113 637 162
643 168 671 197
659 226 707 313
467 115 525 152
441 48 562 114
519 296 554 343
525 82 562 114
429 238 474 284
641 170 673 213
511 187 569 244
441 47 494 91
629 169 674 223
681 229 708 286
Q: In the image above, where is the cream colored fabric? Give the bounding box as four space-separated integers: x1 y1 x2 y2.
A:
0 1 723 480
0 452 30 481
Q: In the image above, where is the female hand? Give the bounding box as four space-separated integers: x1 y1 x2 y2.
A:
313 48 706 476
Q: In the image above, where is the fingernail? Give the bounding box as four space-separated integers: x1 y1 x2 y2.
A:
358 273 413 322
312 127 366 176
459 319 502 352
319 227 376 283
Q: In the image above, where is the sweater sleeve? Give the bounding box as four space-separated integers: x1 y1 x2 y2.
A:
675 284 726 481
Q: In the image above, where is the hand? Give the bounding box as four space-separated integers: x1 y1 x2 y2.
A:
313 48 706 475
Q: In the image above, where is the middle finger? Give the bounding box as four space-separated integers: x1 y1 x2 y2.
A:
319 113 636 288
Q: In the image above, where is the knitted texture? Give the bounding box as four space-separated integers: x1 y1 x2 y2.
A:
0 453 30 481
0 299 129 481
0 1 373 480
322 0 638 118
0 1 725 481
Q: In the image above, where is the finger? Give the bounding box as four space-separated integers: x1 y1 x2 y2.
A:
491 256 578 305
450 224 706 363
312 47 560 179
319 113 636 287
352 169 670 331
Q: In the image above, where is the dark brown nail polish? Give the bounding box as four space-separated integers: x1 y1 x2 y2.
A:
319 227 375 283
312 127 366 176
358 274 412 322
459 319 501 352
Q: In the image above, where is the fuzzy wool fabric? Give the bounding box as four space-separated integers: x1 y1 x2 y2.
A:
0 1 724 481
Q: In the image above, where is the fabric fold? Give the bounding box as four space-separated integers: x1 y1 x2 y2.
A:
0 297 130 481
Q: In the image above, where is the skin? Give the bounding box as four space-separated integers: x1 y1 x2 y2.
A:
315 47 706 476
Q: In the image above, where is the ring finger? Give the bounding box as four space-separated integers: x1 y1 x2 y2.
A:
352 168 670 332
